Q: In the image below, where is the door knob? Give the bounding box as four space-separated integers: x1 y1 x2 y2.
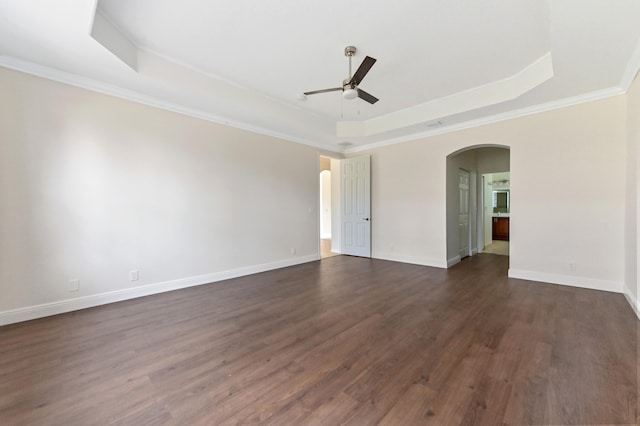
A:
363 218 370 221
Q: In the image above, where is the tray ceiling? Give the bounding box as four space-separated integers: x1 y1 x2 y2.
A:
1 0 639 152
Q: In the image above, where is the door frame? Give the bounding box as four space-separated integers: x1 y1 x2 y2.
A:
458 168 471 259
318 155 343 258
341 155 371 257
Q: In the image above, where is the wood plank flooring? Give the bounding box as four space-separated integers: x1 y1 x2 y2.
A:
0 254 637 425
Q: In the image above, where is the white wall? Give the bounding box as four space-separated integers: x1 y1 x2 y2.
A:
330 158 342 254
626 70 640 317
0 68 321 324
489 172 510 190
483 174 494 246
353 95 627 293
320 170 332 238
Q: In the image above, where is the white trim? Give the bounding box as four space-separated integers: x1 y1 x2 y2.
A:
372 252 447 269
90 9 138 70
620 35 640 92
447 255 462 268
0 56 342 154
0 255 319 326
508 269 623 294
623 285 640 320
345 87 624 154
0 55 629 157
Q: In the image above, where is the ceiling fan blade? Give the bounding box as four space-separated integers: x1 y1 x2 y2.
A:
349 56 377 86
357 88 379 104
304 87 342 96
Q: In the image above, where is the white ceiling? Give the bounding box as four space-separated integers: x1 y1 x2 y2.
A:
1 0 639 152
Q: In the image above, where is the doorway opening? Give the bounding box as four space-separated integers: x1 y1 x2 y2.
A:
446 145 510 267
320 156 340 259
482 172 510 256
319 154 371 259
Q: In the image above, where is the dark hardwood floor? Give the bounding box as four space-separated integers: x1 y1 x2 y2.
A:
0 254 637 425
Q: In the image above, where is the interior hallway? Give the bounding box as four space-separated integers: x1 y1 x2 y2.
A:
484 240 510 256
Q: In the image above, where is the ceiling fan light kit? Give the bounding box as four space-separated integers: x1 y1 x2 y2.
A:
304 45 379 104
342 88 358 100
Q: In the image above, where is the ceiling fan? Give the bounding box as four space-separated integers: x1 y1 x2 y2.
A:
304 46 379 104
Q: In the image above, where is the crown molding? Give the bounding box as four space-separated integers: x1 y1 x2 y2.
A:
0 55 344 154
345 86 624 154
620 35 640 92
0 54 629 157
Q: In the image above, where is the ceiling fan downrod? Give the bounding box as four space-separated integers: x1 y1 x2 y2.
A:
343 46 358 99
345 45 356 79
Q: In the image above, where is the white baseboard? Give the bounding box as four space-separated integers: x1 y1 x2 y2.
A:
447 255 462 268
623 285 640 320
0 254 319 326
374 252 447 269
508 268 623 294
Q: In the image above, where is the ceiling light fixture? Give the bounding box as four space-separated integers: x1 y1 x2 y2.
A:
342 87 358 100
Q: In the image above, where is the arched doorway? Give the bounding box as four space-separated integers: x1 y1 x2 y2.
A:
319 156 340 259
320 169 332 239
446 145 510 266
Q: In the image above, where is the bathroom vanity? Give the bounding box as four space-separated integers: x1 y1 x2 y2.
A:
492 216 510 241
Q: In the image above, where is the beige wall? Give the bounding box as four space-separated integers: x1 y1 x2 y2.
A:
353 95 627 292
319 156 331 172
0 68 320 322
626 70 640 315
1 64 637 323
477 148 510 174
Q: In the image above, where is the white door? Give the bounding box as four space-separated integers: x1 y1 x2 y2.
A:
459 169 470 259
320 170 332 239
342 155 371 257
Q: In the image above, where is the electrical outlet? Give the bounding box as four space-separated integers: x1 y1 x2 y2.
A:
130 270 139 281
68 279 79 292
290 248 297 255
568 262 576 272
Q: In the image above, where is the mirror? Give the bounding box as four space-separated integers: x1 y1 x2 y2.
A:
493 190 509 213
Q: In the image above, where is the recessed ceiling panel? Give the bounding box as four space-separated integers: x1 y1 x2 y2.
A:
98 0 551 120
1 0 639 151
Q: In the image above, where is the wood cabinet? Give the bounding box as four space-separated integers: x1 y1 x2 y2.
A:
492 217 510 241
